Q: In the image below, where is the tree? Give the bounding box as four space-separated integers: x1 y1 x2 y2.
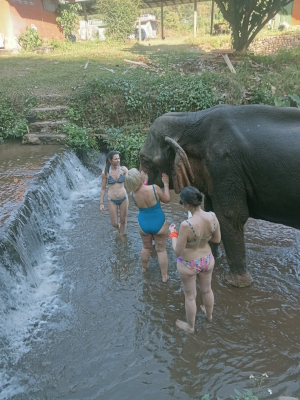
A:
214 0 294 51
56 3 82 40
91 0 140 41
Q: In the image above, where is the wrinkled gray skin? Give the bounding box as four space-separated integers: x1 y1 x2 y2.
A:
140 104 300 287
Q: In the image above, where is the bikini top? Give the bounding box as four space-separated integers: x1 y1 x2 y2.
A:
186 211 216 244
108 165 124 184
132 185 161 211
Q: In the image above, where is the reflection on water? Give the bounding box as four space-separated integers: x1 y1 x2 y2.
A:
0 146 300 399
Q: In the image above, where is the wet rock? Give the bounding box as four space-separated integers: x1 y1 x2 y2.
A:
278 397 298 400
22 134 41 145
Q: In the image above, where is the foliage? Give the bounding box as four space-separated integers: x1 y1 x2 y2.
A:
231 389 258 400
68 75 217 129
56 3 82 40
274 93 300 107
62 123 97 151
17 28 43 51
0 96 30 141
250 84 274 105
214 0 294 51
100 125 146 169
91 0 139 40
164 11 181 31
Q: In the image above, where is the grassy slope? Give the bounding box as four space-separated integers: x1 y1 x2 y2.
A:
0 32 299 113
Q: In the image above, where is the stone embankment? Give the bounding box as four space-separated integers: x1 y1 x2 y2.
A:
22 94 68 145
249 33 300 54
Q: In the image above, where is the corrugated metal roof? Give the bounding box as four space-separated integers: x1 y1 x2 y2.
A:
141 0 209 7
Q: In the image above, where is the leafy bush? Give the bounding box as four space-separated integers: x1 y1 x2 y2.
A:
17 28 43 51
62 123 97 151
250 85 273 105
90 0 139 41
56 3 82 40
274 93 300 108
0 98 28 140
100 125 146 169
231 389 258 400
68 75 218 129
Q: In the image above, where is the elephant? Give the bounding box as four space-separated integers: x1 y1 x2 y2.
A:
139 104 300 287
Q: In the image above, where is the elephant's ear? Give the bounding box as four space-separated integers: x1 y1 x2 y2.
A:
165 136 194 193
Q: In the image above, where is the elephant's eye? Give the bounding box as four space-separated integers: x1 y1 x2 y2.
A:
141 155 152 164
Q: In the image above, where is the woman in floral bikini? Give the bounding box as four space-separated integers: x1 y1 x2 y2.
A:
169 186 221 333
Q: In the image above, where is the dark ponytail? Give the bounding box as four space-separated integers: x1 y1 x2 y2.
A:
105 150 119 174
179 186 203 207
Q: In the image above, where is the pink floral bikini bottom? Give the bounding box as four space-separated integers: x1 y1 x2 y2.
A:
177 253 212 273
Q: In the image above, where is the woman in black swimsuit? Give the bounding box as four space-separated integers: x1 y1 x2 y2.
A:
100 151 128 235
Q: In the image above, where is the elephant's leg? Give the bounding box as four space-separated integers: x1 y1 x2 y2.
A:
218 217 252 287
212 186 252 288
204 195 222 259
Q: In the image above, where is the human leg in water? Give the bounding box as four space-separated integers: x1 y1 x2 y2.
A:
176 262 197 333
119 197 128 235
197 257 215 321
153 220 169 282
108 200 120 232
139 228 152 272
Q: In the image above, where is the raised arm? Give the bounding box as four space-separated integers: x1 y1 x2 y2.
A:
100 170 107 214
154 173 170 204
210 214 221 244
120 166 128 175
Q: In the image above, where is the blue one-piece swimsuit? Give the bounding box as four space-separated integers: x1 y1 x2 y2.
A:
132 185 165 235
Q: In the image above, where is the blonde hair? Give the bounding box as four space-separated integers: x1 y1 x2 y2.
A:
124 168 143 192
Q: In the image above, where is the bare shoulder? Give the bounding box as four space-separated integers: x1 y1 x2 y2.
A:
180 220 189 230
101 170 107 178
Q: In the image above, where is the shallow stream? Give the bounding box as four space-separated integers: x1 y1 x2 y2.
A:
0 142 299 399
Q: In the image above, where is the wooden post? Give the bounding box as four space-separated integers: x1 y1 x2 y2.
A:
194 0 197 38
138 18 141 42
83 2 88 40
161 2 164 39
210 0 214 35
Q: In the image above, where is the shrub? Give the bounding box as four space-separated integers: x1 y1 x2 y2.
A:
17 28 43 51
100 125 146 169
250 85 273 105
56 3 82 40
68 75 218 128
91 0 139 41
62 123 97 151
0 97 28 140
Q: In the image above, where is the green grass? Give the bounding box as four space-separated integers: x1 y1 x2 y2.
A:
0 33 299 143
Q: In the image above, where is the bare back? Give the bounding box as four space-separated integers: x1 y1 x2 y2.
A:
179 210 220 261
131 184 169 208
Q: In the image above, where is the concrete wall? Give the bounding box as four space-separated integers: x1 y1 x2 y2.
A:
0 0 62 50
291 0 300 25
249 34 300 54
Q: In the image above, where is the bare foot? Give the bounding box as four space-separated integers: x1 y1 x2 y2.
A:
200 305 212 322
119 234 127 243
142 267 147 273
176 319 194 333
162 275 169 283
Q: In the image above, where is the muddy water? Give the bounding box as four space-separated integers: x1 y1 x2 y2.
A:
0 144 300 399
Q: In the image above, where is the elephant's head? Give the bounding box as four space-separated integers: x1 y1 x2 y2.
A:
139 114 194 193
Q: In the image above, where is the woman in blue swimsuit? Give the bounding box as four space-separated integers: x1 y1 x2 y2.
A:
100 151 128 235
169 186 221 333
124 168 170 282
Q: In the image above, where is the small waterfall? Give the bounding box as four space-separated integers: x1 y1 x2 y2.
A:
0 150 103 384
